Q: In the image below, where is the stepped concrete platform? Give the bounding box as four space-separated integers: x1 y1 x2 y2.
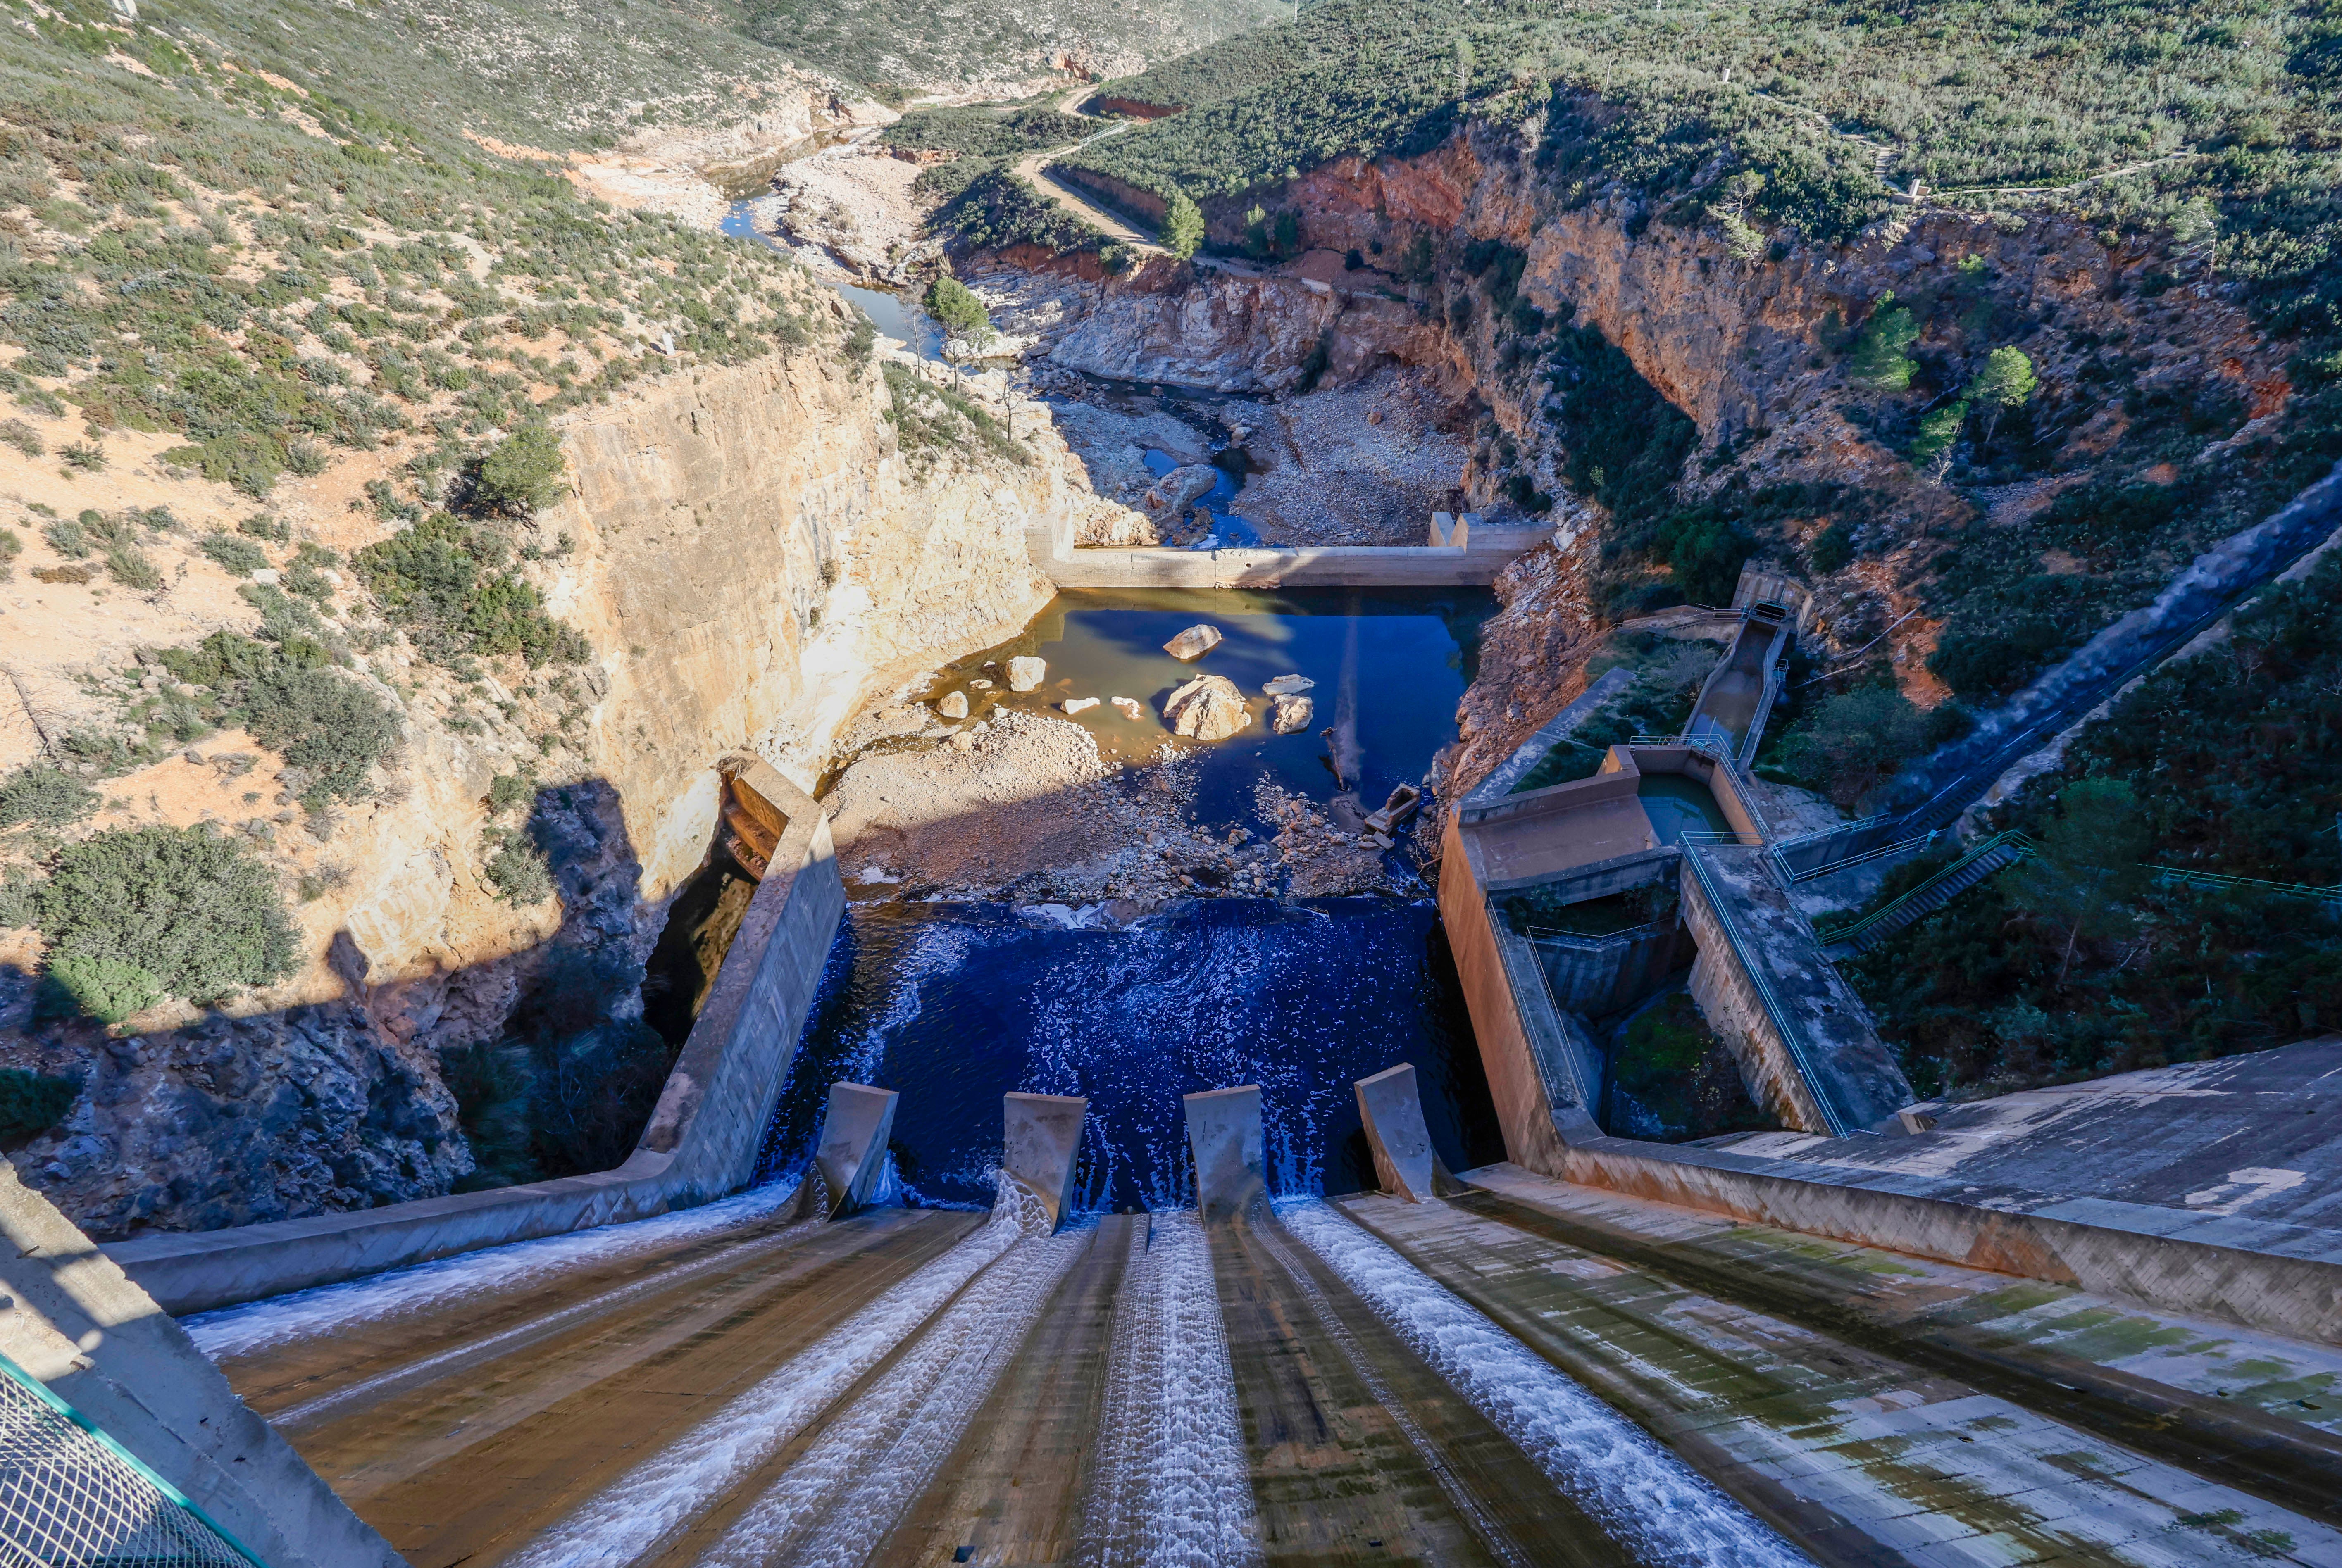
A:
1343 1169 2342 1550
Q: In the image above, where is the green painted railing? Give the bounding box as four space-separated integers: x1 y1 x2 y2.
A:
1817 832 2035 949
0 1351 266 1568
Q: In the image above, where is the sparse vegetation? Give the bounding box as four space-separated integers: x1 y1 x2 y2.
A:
0 764 97 829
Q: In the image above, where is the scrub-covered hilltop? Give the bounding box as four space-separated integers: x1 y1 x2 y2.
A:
990 0 2342 1098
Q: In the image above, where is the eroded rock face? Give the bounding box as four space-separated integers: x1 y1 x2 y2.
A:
1164 674 1253 740
1163 623 1224 661
1270 693 1316 734
1008 656 1048 692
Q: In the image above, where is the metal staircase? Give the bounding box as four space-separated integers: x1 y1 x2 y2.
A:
1817 832 2034 954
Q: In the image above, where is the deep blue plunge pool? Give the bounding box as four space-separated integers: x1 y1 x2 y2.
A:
760 899 1507 1213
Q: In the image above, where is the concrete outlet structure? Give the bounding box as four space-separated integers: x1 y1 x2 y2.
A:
1184 1085 1266 1221
1002 1092 1088 1230
1354 1064 1460 1203
817 1082 899 1218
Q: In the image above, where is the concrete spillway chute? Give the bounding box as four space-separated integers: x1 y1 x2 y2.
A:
1001 1092 1087 1231
1353 1063 1462 1202
816 1081 898 1219
1183 1085 1265 1221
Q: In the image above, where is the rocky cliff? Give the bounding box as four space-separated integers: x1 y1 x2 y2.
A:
0 340 1105 1239
980 120 2306 818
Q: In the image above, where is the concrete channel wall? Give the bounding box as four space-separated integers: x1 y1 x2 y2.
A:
105 758 847 1316
0 1166 401 1568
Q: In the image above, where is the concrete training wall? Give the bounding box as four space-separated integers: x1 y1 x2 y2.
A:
1445 799 2342 1344
0 1165 401 1568
1679 861 1835 1134
107 756 847 1316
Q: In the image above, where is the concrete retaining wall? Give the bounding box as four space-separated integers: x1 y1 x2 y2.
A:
106 758 847 1316
1680 864 1833 1133
0 1166 401 1568
1534 922 1689 1018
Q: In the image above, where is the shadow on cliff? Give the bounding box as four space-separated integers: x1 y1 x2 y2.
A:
3 776 748 1242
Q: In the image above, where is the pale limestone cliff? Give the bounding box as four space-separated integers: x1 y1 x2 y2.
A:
3 340 1094 1237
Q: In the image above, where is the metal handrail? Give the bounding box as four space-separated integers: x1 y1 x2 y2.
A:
1817 831 2035 947
1527 920 1666 950
1778 829 1941 884
1679 840 1853 1139
2147 866 2342 906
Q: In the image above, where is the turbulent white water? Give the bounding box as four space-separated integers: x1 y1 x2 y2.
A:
699 1192 1084 1568
501 1200 1030 1568
1277 1198 1814 1568
185 1178 807 1361
1079 1211 1262 1568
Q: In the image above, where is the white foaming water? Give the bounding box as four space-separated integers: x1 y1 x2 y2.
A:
501 1200 1029 1567
1080 1211 1262 1568
186 1178 806 1361
1277 1199 1813 1568
699 1190 1082 1568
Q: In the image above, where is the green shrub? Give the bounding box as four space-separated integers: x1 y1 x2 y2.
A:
472 425 567 517
1907 400 1968 468
0 419 41 457
1163 191 1205 259
1808 519 1857 574
353 512 590 667
1771 685 1968 809
41 518 86 558
200 534 272 576
102 541 160 591
34 826 298 1009
0 764 96 828
483 824 554 905
1846 298 1920 390
43 951 165 1025
0 1068 76 1146
922 276 992 340
239 663 402 805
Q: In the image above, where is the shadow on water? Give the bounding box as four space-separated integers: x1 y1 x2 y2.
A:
758 896 1508 1215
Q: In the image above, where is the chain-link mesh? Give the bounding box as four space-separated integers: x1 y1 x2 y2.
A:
0 1356 256 1568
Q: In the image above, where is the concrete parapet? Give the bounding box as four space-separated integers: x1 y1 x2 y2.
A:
0 1166 400 1568
108 757 847 1316
1354 1065 1460 1202
1184 1085 1265 1221
818 1083 900 1218
1002 1092 1087 1230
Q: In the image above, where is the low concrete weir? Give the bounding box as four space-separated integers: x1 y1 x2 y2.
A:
107 756 847 1316
1354 1064 1460 1202
1002 1091 1088 1230
1184 1085 1267 1220
816 1082 899 1218
1027 508 1551 588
